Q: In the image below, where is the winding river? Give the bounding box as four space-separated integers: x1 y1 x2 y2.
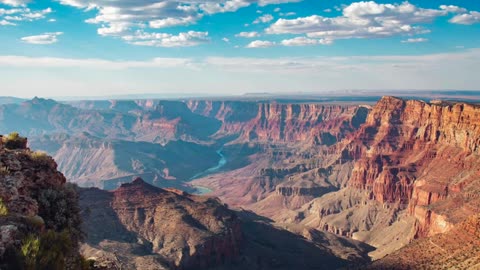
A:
189 148 227 194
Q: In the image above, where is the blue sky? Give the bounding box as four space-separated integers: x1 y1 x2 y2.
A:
0 0 479 97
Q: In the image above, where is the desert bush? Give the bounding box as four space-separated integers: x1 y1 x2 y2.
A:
20 230 74 270
0 198 8 216
36 184 84 243
21 234 40 269
0 166 9 176
28 151 51 166
2 132 27 150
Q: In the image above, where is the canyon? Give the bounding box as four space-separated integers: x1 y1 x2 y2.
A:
1 94 480 269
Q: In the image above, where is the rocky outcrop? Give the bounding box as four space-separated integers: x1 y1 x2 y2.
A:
0 134 83 269
80 177 242 270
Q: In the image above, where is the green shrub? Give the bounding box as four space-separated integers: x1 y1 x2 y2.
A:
2 132 27 150
29 151 51 166
21 234 40 270
0 198 8 216
20 230 74 270
36 184 84 243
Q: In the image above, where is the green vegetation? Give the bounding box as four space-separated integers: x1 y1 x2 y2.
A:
21 234 40 269
10 184 89 270
2 132 27 150
0 198 8 216
20 230 74 270
36 183 84 244
28 151 51 166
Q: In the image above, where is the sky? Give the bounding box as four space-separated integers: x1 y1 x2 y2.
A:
0 0 479 98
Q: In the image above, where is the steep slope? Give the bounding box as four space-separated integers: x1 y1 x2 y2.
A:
0 134 84 269
368 214 480 269
80 178 372 270
80 177 242 270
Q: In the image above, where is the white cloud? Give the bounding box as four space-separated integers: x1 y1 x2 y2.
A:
235 31 260 38
56 0 301 46
281 37 332 46
274 7 280 12
253 14 273 24
0 7 52 26
0 0 30 7
258 0 301 6
222 37 230 42
279 11 296 16
246 40 275 48
440 5 467 14
200 1 251 14
281 37 317 46
149 16 198 28
323 9 332 13
0 19 15 25
21 32 62 45
266 2 471 44
122 30 209 47
450 11 480 25
401 37 428 43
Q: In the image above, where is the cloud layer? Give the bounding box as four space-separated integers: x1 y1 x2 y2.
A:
57 0 300 46
0 6 52 26
266 1 478 45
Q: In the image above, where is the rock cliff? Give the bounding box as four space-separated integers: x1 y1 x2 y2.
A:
0 133 83 269
187 100 369 145
80 177 242 270
289 97 480 256
343 97 480 237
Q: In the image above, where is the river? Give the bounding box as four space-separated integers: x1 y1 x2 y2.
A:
189 148 226 194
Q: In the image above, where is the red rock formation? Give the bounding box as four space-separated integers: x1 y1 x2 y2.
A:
80 177 242 270
339 96 480 237
187 100 369 145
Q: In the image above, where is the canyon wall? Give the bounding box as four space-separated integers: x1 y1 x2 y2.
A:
187 100 369 145
343 97 480 237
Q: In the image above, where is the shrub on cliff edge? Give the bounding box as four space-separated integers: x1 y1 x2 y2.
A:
2 132 28 150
